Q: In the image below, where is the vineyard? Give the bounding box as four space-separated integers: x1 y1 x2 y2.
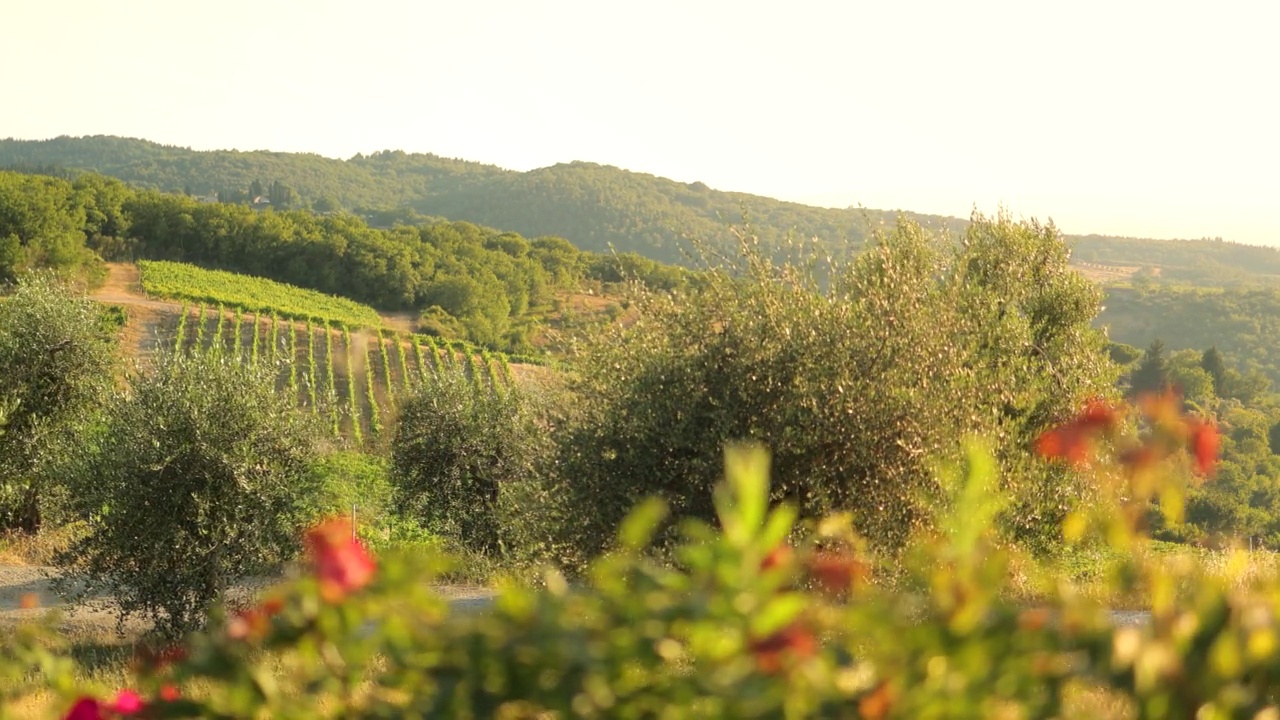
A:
138 260 386 328
163 305 514 444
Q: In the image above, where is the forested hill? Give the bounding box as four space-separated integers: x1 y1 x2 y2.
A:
0 136 956 263
2 135 1276 280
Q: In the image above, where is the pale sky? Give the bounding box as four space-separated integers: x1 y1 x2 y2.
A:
3 0 1278 244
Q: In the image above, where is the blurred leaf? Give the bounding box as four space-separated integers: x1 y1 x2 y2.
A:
618 497 668 551
717 442 771 546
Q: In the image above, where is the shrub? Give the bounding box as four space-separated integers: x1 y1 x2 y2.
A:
0 272 118 531
390 366 549 558
55 351 322 637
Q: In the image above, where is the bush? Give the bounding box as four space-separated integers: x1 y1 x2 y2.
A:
0 272 118 531
555 213 1116 559
55 351 322 637
390 366 550 558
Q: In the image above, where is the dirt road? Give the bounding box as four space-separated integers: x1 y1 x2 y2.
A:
90 263 174 312
0 564 494 632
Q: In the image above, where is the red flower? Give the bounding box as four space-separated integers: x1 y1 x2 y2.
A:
1035 397 1121 466
228 594 286 641
1077 397 1121 430
134 642 187 670
761 545 793 572
1186 418 1219 477
859 682 897 720
749 622 817 674
806 551 867 597
306 518 376 602
159 685 181 703
63 699 102 720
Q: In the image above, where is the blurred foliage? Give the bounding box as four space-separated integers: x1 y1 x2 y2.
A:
10 417 1280 719
1107 334 1280 548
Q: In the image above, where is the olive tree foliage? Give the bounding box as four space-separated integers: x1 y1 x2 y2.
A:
554 211 1116 560
0 272 118 531
390 366 553 559
947 214 1120 543
56 352 322 638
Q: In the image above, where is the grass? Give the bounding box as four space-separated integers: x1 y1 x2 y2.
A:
998 539 1280 611
0 526 81 566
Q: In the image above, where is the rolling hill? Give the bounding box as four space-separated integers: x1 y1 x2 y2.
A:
4 135 1277 285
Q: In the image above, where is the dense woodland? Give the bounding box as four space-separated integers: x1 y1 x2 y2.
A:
0 168 688 352
1099 285 1280 388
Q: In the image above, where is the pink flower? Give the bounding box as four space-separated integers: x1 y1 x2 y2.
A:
62 689 146 720
109 690 145 715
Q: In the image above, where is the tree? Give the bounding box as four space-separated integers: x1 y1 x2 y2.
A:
390 367 546 557
0 273 117 531
0 172 95 281
312 195 341 213
555 213 1115 559
1201 346 1228 394
57 352 321 637
269 180 296 209
1129 339 1171 397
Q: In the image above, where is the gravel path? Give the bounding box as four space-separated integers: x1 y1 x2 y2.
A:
0 565 495 632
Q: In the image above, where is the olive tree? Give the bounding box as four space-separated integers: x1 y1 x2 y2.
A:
554 211 1116 559
391 367 550 558
0 272 117 531
57 351 321 637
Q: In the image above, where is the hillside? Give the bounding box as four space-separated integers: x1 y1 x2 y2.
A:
0 136 947 264
1097 284 1280 385
90 263 538 445
4 135 1275 284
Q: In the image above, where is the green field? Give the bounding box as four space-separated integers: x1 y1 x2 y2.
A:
138 260 386 328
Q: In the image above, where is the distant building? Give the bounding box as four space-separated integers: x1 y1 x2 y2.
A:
251 196 272 211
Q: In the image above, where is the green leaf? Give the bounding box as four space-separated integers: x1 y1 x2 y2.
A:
717 442 771 546
748 592 808 638
759 504 798 551
945 438 1007 558
618 497 668 551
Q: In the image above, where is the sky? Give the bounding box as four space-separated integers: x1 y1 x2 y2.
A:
3 0 1279 244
